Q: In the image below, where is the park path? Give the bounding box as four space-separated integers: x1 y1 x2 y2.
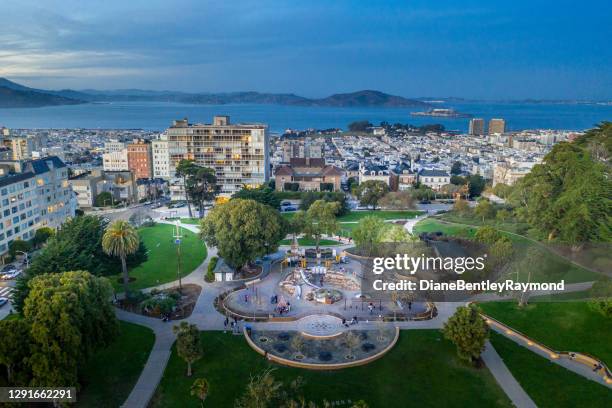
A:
481 340 538 408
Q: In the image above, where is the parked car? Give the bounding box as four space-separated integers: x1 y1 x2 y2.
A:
281 205 298 212
0 297 8 307
281 201 292 206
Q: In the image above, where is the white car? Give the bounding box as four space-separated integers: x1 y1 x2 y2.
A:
0 297 8 307
1 270 21 280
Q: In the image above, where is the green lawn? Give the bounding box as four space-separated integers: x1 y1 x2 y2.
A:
490 332 612 408
413 218 600 284
180 218 201 225
151 330 511 408
481 301 612 366
279 238 342 246
78 321 155 408
110 223 207 291
337 210 422 222
282 210 422 222
438 212 532 236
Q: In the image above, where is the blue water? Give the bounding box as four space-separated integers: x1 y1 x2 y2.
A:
0 101 610 133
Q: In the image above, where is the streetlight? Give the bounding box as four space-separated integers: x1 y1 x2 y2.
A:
173 221 183 292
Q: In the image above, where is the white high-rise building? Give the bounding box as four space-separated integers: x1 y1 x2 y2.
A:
102 149 129 171
165 116 269 196
104 140 126 153
152 136 170 179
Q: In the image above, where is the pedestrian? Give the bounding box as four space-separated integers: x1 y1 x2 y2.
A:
224 316 229 329
408 301 412 310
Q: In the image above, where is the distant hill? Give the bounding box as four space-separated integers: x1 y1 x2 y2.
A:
0 78 428 108
0 85 84 108
313 90 428 107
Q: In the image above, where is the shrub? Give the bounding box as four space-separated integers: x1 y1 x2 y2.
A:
205 256 218 282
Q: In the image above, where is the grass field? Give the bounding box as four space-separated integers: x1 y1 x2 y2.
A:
179 218 201 225
78 321 155 408
490 332 612 408
150 330 511 408
481 302 612 366
110 223 207 291
413 218 601 284
279 237 342 246
282 210 422 221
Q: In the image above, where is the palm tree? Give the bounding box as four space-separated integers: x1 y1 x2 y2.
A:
102 220 140 295
191 378 210 407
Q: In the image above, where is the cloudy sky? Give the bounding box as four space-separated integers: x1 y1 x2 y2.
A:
1 0 610 99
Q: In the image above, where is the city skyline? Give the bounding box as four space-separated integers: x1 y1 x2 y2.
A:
1 0 611 100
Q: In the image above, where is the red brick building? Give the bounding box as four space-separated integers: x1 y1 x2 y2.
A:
127 139 153 179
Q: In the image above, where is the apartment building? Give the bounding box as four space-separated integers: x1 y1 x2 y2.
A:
0 173 39 256
152 136 170 178
419 169 450 191
69 169 137 207
274 158 343 192
104 140 126 153
127 139 153 179
103 149 129 171
166 116 269 196
0 156 75 256
488 119 506 135
469 118 485 136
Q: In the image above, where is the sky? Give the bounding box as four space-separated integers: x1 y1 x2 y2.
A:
0 0 611 99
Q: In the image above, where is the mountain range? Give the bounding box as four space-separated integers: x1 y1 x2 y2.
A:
0 78 429 108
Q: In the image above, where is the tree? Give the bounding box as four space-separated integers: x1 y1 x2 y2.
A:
0 319 31 385
24 271 118 387
453 198 470 215
474 199 494 222
589 277 612 319
12 216 147 313
102 220 140 295
474 226 503 245
467 175 486 198
451 161 463 175
492 183 512 199
378 191 416 210
233 186 281 209
235 369 283 408
345 331 360 358
176 159 200 218
174 322 203 377
187 167 219 217
509 135 611 245
442 304 489 365
32 227 55 247
354 180 389 210
200 199 286 271
303 200 340 253
348 120 372 132
496 208 511 224
299 191 349 215
94 191 113 207
8 239 32 258
191 378 210 407
287 210 306 245
352 216 386 256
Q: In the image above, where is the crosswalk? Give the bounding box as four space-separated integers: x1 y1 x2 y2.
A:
0 286 13 299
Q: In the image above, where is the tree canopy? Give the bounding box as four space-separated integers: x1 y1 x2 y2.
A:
354 180 389 210
24 271 118 387
442 304 489 365
302 200 340 252
200 199 286 270
509 133 611 244
12 216 147 313
232 186 280 209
